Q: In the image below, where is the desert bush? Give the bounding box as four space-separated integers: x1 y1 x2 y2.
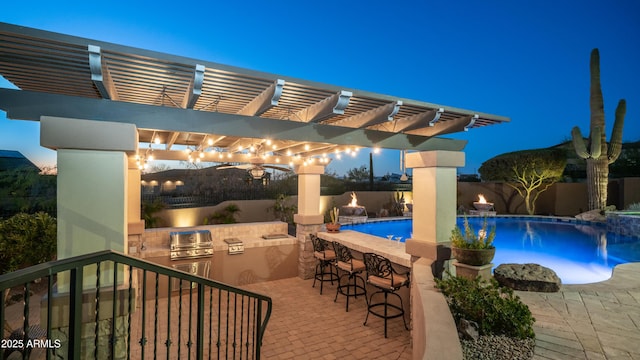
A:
626 202 640 211
435 275 535 339
0 212 57 274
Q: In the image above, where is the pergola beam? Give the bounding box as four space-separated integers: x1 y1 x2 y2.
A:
88 45 118 100
166 132 180 150
182 64 205 109
405 115 477 137
336 101 402 128
236 79 285 116
294 90 352 123
0 88 468 152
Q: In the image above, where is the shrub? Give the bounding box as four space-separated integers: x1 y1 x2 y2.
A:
205 203 241 224
435 275 535 339
626 202 640 211
0 212 57 274
142 199 166 228
450 217 496 250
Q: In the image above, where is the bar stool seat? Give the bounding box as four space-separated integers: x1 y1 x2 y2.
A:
332 241 367 312
311 234 338 294
363 252 410 338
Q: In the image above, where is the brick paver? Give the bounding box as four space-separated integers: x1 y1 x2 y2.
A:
243 277 412 360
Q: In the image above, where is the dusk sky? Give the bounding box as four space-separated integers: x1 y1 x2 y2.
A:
1 1 639 176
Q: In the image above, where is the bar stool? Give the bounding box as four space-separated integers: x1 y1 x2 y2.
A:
362 252 410 338
310 234 338 294
332 241 367 312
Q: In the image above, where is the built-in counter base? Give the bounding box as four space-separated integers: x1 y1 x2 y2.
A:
139 221 298 286
144 242 298 288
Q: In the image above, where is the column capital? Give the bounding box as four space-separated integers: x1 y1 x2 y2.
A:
41 116 138 154
406 150 464 169
294 164 325 175
293 214 324 225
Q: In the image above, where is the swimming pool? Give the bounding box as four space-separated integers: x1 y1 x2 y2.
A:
343 217 640 284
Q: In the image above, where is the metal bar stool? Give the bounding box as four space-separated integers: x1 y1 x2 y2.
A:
310 234 338 294
363 252 410 338
332 241 367 312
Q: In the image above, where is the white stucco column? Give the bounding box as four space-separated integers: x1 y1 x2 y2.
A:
405 151 465 263
127 165 145 255
41 117 138 288
293 164 325 225
293 164 325 279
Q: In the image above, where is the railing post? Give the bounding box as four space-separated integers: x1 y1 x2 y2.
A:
69 266 83 360
256 300 263 360
196 284 205 360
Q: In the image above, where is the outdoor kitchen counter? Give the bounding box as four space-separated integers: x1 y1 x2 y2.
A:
140 233 299 286
317 230 412 268
139 234 296 259
137 221 295 259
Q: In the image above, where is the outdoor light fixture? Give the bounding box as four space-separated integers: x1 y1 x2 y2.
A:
400 150 408 181
249 167 266 179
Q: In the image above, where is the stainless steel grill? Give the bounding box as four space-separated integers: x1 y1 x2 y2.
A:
170 230 213 260
172 260 211 289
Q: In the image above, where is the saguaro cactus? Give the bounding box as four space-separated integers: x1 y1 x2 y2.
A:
571 48 626 210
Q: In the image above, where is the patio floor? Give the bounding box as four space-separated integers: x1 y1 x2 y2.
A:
242 277 413 359
4 263 639 359
519 262 640 360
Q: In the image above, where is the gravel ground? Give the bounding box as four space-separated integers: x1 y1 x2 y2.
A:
461 335 535 360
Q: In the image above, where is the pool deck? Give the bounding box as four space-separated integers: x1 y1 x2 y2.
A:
3 263 639 359
518 262 640 359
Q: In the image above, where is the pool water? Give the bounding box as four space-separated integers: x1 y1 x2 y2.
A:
343 217 640 284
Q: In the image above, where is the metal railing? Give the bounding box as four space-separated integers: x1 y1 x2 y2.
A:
1 250 272 359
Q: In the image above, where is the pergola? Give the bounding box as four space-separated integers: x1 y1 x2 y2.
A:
0 22 508 274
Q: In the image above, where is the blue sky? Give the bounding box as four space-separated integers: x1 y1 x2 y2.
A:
1 0 639 176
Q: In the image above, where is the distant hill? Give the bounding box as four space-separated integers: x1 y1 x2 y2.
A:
0 150 39 172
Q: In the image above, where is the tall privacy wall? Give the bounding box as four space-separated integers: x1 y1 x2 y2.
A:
458 178 640 216
152 178 640 227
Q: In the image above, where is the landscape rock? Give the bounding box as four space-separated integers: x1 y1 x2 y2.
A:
575 209 606 222
494 263 561 292
458 319 479 341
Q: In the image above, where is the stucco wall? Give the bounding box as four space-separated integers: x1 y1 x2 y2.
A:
153 178 640 227
155 191 411 227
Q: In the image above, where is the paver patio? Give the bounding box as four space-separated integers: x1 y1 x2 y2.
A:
518 262 640 360
4 263 639 359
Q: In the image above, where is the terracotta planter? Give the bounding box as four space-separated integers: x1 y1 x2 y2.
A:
451 247 496 266
325 223 341 233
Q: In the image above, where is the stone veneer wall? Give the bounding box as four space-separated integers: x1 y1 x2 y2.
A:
607 212 640 238
296 224 324 280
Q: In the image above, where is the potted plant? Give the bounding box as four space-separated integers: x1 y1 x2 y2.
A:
450 217 496 266
325 207 341 233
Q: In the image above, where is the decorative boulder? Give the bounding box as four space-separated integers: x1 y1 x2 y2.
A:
575 209 607 222
494 263 561 292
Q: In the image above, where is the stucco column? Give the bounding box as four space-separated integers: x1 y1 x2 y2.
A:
293 164 325 279
41 117 138 289
405 151 465 275
127 165 145 255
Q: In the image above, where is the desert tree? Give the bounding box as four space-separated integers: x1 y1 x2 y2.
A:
478 149 566 215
